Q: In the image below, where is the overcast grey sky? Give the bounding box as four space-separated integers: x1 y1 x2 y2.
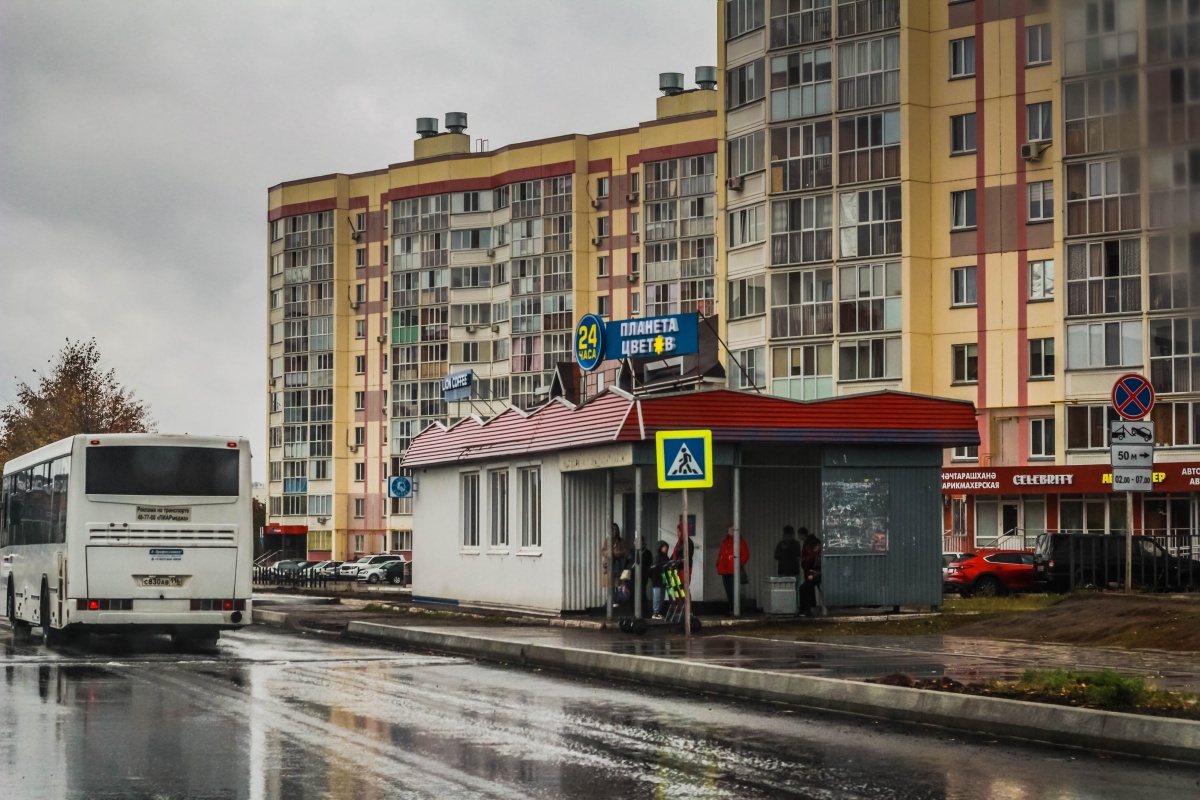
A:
0 0 716 480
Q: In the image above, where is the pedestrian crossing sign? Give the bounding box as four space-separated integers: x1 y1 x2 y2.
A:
655 430 713 490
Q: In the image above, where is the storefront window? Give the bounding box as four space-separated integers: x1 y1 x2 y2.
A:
1058 494 1126 535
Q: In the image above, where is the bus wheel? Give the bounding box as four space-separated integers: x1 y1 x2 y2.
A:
40 587 57 647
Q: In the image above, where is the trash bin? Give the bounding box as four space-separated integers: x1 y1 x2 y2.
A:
764 577 797 615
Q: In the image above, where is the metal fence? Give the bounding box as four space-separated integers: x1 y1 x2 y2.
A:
252 564 412 589
1052 532 1200 592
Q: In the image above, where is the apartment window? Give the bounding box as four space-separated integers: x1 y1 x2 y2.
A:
838 261 901 333
354 462 365 482
1149 317 1200 394
451 303 491 327
952 343 979 384
630 212 640 235
770 120 833 191
355 249 366 268
489 470 509 547
596 216 610 239
837 111 900 184
951 266 977 307
726 0 765 40
771 0 832 48
1065 157 1140 236
953 445 979 461
1031 418 1056 458
837 34 900 111
631 292 641 315
596 177 609 199
729 346 766 390
270 289 281 309
727 58 766 109
1027 102 1052 142
1066 319 1142 369
597 255 610 277
519 467 541 549
728 205 765 249
950 189 977 230
1030 338 1055 379
839 337 900 381
772 343 833 399
645 282 680 318
771 268 833 337
769 48 832 121
312 460 330 480
838 0 899 36
354 319 366 340
950 113 976 155
839 185 901 257
1065 239 1141 316
450 265 491 289
1063 0 1139 76
631 253 640 278
450 229 491 250
1150 401 1200 447
1030 259 1055 300
598 295 611 318
950 37 976 78
728 130 765 178
353 498 365 519
453 191 486 213
1063 75 1139 157
1027 23 1051 66
354 355 366 374
1028 181 1054 222
493 185 510 210
462 472 480 548
772 195 834 265
354 391 365 411
1148 234 1200 311
728 275 766 319
354 426 365 446
1066 405 1119 450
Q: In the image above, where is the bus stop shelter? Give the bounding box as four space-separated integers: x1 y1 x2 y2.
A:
402 388 980 615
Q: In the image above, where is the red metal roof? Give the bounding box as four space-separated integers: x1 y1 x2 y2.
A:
402 389 979 468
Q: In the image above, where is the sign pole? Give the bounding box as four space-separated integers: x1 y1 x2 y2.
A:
1126 490 1134 594
606 469 613 623
682 486 691 637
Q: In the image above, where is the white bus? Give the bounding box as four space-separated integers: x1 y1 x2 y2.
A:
1 433 253 646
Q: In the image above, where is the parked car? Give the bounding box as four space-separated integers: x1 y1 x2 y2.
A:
358 558 407 584
269 559 305 572
1034 533 1200 592
943 550 1034 597
338 554 399 578
314 561 343 577
302 560 335 576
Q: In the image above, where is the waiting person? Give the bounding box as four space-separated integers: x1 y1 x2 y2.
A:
799 528 823 617
671 515 695 575
774 525 801 577
716 526 751 615
610 524 629 607
649 540 671 619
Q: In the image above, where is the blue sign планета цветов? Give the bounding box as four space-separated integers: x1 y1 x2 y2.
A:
575 313 699 370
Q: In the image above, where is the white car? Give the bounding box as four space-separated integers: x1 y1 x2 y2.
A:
357 559 407 585
338 555 395 578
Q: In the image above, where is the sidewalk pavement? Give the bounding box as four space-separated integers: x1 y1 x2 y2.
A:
253 602 1200 764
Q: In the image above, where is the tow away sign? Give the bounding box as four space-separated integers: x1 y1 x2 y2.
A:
1110 420 1154 493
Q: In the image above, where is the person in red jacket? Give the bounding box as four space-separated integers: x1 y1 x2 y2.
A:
716 526 750 615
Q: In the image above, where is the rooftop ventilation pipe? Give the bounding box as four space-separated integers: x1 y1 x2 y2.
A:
416 118 439 138
445 112 468 134
695 66 717 90
659 72 685 96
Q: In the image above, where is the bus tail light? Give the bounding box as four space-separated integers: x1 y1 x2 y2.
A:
77 599 132 611
191 599 245 611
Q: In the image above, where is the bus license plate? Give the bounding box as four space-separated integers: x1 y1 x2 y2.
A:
140 575 184 588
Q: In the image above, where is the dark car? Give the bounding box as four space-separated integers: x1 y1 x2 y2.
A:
943 550 1034 597
1034 533 1200 591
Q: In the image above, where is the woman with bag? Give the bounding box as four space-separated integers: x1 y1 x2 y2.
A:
716 526 750 615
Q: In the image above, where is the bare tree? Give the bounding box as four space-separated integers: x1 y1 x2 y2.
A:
0 338 155 466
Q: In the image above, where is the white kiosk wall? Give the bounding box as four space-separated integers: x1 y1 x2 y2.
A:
659 491 705 601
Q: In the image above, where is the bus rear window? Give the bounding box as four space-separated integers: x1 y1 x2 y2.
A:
86 447 239 497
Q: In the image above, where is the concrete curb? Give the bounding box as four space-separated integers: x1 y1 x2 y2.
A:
347 621 1200 766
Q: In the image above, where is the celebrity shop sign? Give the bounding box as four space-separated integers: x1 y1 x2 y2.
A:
942 464 1200 494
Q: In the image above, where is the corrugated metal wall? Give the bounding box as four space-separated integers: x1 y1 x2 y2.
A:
739 466 822 603
821 466 942 608
561 472 609 611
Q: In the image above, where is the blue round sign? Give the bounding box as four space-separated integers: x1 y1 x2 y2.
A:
388 476 412 499
575 314 606 371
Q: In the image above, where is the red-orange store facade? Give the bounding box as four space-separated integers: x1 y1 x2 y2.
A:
941 463 1200 551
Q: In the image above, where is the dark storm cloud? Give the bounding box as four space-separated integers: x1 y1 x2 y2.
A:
0 0 715 478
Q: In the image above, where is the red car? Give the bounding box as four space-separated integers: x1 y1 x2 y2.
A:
943 550 1035 597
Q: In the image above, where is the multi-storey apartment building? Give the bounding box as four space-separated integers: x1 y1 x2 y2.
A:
266 85 721 561
268 0 1200 560
722 0 1200 549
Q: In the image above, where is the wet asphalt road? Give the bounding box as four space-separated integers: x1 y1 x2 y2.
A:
1 626 1197 800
